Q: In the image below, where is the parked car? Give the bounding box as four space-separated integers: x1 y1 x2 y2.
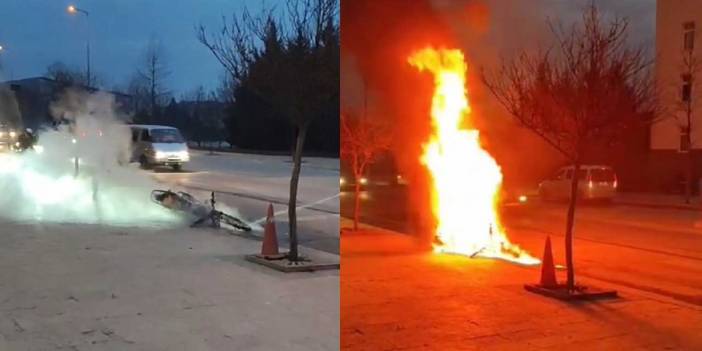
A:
128 125 190 171
538 165 618 201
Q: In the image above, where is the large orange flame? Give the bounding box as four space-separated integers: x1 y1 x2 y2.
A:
408 47 539 266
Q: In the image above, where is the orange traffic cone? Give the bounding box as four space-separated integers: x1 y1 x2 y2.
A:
260 203 279 257
539 236 558 288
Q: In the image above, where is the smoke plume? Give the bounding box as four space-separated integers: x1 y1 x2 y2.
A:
341 0 654 242
0 89 183 226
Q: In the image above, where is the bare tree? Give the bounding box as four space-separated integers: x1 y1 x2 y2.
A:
138 38 171 118
482 5 658 292
196 6 274 85
46 61 82 85
341 105 391 230
183 85 207 103
46 61 102 88
197 0 338 262
126 73 150 115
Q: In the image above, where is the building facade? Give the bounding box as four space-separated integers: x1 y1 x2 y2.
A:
649 0 702 193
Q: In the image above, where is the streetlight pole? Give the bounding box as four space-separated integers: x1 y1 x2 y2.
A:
67 5 91 87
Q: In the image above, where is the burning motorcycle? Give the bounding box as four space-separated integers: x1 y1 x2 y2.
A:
151 190 252 232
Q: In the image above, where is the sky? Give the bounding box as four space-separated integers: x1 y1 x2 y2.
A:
0 0 285 96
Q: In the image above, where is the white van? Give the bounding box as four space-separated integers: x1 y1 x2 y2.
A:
538 165 618 201
128 125 190 171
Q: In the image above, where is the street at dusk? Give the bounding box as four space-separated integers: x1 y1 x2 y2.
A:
0 150 341 350
153 150 340 254
341 0 702 349
342 185 702 303
4 0 702 349
342 187 702 306
341 222 702 350
1 0 339 349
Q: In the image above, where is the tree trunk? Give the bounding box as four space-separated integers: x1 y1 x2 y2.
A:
288 125 308 261
291 128 297 162
565 162 581 292
685 154 692 204
353 176 361 231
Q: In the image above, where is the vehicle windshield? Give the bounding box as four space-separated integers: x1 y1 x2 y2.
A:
149 128 184 143
591 169 615 182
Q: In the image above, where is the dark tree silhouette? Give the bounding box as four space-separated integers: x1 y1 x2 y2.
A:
197 0 339 261
482 5 659 292
137 38 171 121
46 61 102 89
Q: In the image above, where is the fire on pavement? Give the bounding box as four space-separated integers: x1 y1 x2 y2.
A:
408 47 539 266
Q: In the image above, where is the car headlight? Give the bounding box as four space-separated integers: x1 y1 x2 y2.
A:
340 177 346 185
155 151 166 159
179 150 190 159
9 131 16 138
360 177 368 185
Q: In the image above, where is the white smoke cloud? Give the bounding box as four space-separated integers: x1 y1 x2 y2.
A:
0 89 184 227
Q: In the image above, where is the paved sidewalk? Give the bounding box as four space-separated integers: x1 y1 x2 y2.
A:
0 221 339 351
341 225 702 350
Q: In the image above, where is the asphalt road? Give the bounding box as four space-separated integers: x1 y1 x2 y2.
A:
339 186 414 234
149 151 340 254
341 186 702 306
